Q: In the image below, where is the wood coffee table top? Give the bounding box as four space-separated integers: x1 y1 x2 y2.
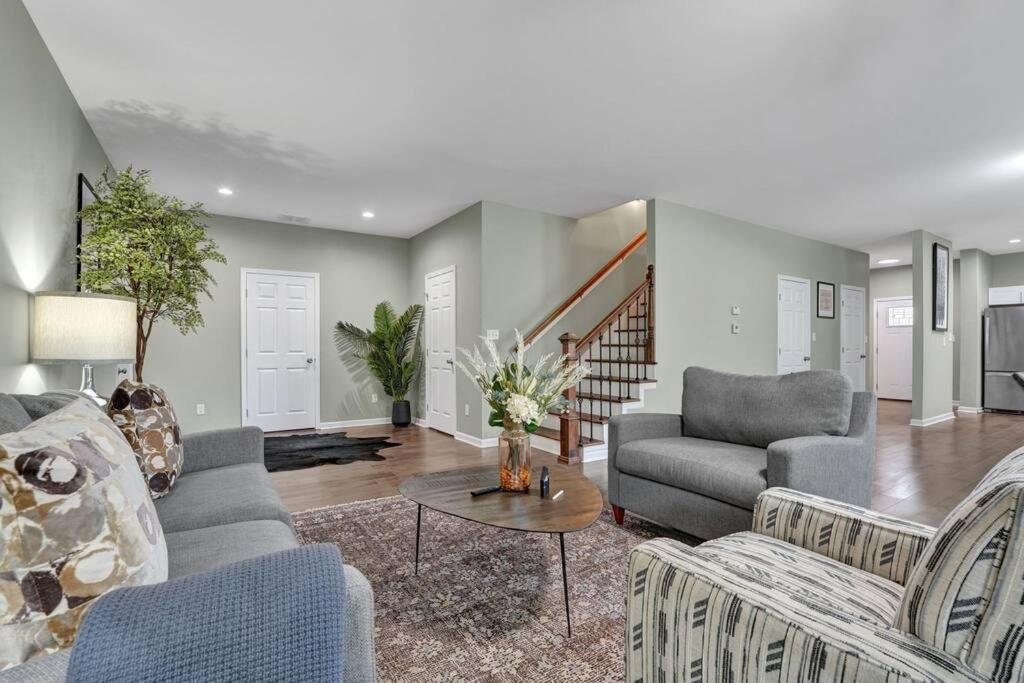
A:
399 465 603 534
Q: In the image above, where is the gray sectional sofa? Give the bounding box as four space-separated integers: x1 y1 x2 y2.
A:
608 367 876 540
0 393 376 682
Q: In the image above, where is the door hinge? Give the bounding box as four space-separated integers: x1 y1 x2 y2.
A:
245 409 249 417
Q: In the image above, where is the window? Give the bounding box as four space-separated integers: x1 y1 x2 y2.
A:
887 306 913 327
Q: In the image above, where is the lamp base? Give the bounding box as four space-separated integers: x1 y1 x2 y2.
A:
80 363 107 407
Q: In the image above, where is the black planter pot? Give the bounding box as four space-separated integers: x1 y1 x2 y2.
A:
391 400 411 427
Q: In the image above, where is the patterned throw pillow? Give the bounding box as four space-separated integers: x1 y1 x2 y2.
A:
107 381 183 499
0 399 168 668
896 446 1024 679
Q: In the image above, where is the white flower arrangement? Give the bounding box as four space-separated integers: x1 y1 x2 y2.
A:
456 330 590 432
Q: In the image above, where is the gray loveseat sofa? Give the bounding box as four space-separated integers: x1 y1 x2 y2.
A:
608 367 876 540
0 392 376 682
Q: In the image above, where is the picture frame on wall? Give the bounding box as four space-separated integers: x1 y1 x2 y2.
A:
75 172 97 289
817 281 835 319
933 242 950 331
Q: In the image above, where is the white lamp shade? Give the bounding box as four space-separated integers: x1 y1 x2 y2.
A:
31 292 136 363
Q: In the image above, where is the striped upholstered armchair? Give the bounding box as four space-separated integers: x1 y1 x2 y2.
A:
626 447 1024 682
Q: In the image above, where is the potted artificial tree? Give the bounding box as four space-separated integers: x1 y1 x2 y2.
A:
334 302 423 427
77 167 226 381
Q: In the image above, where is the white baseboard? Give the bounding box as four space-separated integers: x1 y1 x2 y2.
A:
909 412 956 427
317 417 390 430
957 406 984 415
454 431 499 448
413 417 428 427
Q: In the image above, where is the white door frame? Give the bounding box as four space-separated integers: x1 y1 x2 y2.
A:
424 265 457 434
872 296 912 398
777 274 812 374
239 268 321 429
840 284 867 391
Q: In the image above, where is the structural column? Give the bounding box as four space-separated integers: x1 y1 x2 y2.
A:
911 230 955 426
958 249 992 413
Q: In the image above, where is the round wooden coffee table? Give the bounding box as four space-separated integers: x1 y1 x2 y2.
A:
398 465 603 637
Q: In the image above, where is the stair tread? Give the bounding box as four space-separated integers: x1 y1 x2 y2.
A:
534 425 604 446
547 409 609 424
577 392 640 404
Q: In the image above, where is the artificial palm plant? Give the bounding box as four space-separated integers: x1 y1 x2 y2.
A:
334 302 423 426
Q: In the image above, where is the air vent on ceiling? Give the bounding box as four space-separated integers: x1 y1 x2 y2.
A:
277 213 311 225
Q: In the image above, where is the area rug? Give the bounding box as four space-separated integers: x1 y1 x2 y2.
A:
293 496 689 682
263 432 399 472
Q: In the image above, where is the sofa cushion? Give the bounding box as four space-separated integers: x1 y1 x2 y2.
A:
896 446 1024 677
681 366 854 449
0 395 31 434
697 532 904 628
13 392 77 422
616 436 767 509
107 381 183 499
154 463 293 533
165 520 297 578
0 399 167 668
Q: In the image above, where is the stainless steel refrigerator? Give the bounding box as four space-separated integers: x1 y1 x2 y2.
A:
984 305 1024 412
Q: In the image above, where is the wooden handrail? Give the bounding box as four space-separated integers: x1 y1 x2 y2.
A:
522 230 647 348
578 264 654 348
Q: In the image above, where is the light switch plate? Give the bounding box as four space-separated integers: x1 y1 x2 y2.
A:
464 404 470 416
371 393 378 403
195 403 205 416
731 323 740 334
731 306 741 316
486 329 500 341
812 332 817 342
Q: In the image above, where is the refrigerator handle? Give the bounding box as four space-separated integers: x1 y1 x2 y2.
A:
983 314 990 357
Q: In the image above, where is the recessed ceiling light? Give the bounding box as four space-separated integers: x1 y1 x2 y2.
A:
1010 238 1022 244
877 258 901 265
218 187 233 196
362 210 374 219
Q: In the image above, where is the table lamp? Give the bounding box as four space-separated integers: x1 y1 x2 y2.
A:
31 292 136 406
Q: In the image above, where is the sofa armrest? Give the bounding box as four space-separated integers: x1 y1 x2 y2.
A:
607 413 683 471
765 434 873 506
626 539 982 683
181 426 264 474
68 545 346 682
753 487 935 585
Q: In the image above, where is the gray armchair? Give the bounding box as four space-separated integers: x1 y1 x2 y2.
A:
608 366 876 540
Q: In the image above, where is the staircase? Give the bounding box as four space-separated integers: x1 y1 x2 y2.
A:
526 261 656 464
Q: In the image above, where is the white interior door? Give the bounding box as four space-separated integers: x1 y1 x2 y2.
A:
778 275 811 374
840 285 867 391
875 298 913 400
426 266 457 435
243 270 319 431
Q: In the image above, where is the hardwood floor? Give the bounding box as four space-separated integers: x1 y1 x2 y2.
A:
271 400 1024 528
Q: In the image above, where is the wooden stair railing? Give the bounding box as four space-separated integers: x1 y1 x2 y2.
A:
557 264 654 464
522 230 647 349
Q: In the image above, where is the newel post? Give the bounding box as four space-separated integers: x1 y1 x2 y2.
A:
645 264 655 363
558 332 581 465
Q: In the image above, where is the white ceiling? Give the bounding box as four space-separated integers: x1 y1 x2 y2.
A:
23 0 1024 259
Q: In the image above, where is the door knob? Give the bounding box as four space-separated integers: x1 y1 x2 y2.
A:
860 354 867 359
306 358 315 364
803 356 811 361
445 359 454 365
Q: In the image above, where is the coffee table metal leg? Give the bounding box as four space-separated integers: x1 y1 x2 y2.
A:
415 503 422 576
560 532 571 638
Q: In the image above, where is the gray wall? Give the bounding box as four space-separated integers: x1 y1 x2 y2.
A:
408 203 483 437
645 199 870 413
959 249 992 410
911 230 955 422
0 1 111 395
481 200 647 356
145 214 410 432
991 252 1024 287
